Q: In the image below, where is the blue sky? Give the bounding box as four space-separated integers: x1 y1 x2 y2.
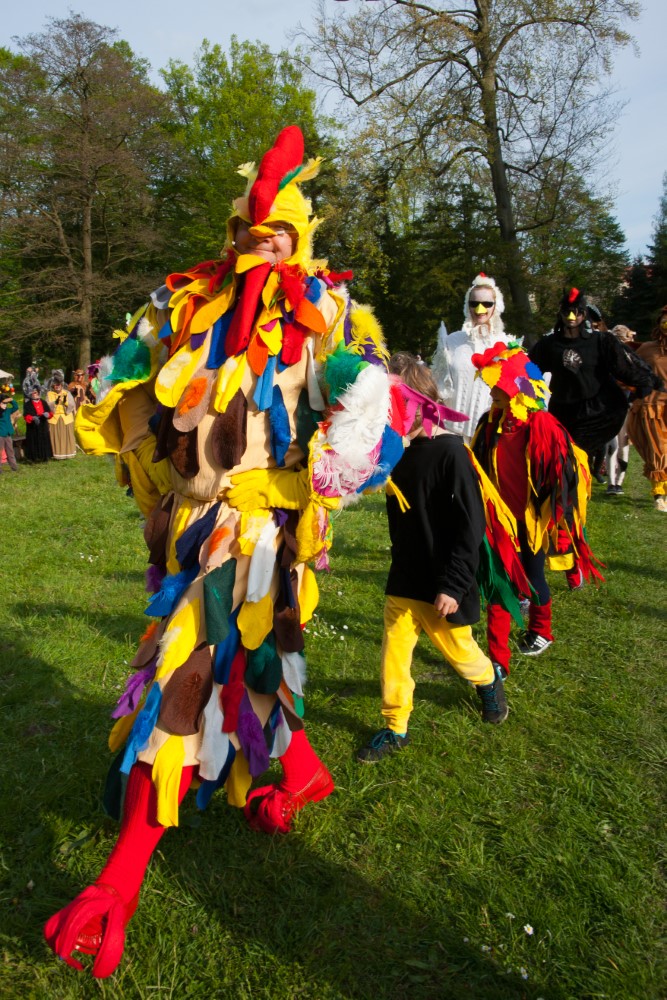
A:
2 0 665 258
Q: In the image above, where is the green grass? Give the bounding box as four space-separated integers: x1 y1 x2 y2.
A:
0 452 665 999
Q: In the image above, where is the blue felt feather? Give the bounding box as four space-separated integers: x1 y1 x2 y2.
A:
144 564 199 618
269 385 291 467
206 313 232 370
213 607 241 684
358 425 405 492
253 354 277 411
175 502 221 570
120 684 162 774
196 742 236 810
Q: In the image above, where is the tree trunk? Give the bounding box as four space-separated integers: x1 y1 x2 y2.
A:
79 195 93 370
478 61 535 337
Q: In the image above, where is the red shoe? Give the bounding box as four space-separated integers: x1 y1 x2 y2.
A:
44 883 138 978
243 764 334 835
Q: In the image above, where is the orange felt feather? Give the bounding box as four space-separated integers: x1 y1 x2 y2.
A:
247 333 269 376
140 621 159 644
177 377 208 415
209 526 231 556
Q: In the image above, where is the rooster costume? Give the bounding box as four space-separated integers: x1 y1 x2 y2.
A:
45 127 412 977
471 343 602 675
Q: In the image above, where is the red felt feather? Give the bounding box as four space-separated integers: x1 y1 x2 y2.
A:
248 126 305 224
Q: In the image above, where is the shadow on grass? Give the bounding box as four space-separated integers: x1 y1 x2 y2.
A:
2 633 541 999
9 599 146 647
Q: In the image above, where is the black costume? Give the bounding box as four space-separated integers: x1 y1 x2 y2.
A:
385 433 485 625
529 326 657 457
23 398 53 462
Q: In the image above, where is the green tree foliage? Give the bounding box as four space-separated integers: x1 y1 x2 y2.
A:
612 256 655 339
158 38 330 267
301 0 639 333
647 171 667 310
0 15 170 370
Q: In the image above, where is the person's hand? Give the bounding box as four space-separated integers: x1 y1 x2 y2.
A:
32 415 40 425
434 592 459 618
226 467 309 511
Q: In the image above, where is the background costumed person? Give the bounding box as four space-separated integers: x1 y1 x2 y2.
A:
431 273 514 442
605 324 638 496
23 384 53 462
529 288 660 586
529 288 660 466
626 306 667 511
471 343 602 676
46 370 77 459
44 126 406 978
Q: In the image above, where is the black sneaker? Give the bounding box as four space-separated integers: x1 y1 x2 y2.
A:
614 484 624 495
518 630 552 656
476 676 509 724
357 728 410 764
493 661 509 682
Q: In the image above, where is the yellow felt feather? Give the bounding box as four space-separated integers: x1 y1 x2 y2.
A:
299 565 319 624
108 704 141 753
214 354 247 413
238 592 274 650
167 499 194 573
156 597 201 677
155 340 208 409
190 282 235 334
225 750 252 807
152 735 186 827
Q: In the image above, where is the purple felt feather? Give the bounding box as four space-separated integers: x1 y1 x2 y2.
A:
145 564 166 594
236 692 270 776
112 658 158 718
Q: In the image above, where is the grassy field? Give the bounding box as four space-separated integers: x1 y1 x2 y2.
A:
0 451 665 999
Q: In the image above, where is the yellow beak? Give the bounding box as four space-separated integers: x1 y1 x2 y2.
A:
473 303 488 315
566 311 577 321
248 224 277 239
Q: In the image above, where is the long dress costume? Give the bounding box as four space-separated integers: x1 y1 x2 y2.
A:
23 398 53 462
75 132 402 828
626 340 667 487
47 387 77 459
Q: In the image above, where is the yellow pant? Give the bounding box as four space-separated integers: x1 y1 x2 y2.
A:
380 596 494 733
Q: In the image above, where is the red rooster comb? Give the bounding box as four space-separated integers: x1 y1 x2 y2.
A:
568 287 580 303
248 126 305 224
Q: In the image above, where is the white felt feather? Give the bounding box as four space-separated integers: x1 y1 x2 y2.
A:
281 650 307 697
245 518 280 602
306 339 327 412
269 708 293 758
197 683 230 781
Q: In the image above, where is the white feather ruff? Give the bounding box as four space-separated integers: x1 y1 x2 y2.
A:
95 354 115 402
136 316 158 348
326 364 390 463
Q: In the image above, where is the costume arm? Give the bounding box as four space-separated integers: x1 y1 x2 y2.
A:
602 333 663 396
432 444 485 602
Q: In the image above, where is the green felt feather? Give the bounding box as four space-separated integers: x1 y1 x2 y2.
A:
476 536 526 626
324 343 368 404
108 337 151 384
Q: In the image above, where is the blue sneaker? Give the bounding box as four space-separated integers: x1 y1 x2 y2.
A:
357 728 410 764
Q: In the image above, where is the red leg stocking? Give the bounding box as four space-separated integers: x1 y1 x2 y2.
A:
243 728 334 835
487 603 512 674
44 761 194 978
528 599 553 641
